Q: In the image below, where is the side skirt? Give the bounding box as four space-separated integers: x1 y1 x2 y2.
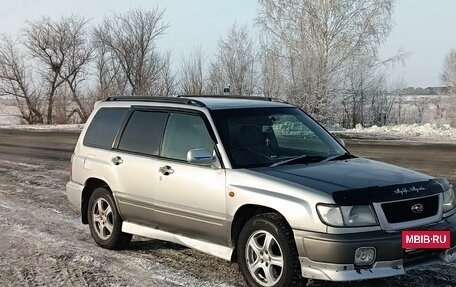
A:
122 221 233 261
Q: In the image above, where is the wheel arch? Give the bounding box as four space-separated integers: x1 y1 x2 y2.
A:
230 204 290 261
81 177 112 224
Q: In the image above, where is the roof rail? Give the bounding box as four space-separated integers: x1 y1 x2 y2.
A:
105 96 206 107
178 94 288 104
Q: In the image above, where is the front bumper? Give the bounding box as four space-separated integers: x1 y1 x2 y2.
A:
294 213 456 281
66 180 84 210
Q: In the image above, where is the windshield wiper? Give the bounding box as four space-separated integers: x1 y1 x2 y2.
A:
323 152 355 162
271 155 325 167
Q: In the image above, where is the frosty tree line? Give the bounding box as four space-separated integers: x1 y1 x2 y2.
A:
0 0 455 127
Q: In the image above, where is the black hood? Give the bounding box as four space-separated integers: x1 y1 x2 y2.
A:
253 158 444 204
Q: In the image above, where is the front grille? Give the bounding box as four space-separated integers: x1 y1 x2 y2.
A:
381 195 439 223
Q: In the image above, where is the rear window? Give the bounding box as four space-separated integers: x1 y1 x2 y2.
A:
83 108 129 149
118 111 168 156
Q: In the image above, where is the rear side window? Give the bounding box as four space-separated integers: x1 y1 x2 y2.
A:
118 111 168 156
84 108 129 149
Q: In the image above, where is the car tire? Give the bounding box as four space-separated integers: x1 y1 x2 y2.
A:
87 187 132 250
238 213 306 287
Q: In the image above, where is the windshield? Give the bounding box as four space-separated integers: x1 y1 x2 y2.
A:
211 107 346 168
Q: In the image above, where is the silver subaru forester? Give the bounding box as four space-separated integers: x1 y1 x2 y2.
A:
67 96 456 287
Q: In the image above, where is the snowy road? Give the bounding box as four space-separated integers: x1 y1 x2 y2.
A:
347 139 456 186
1 129 456 286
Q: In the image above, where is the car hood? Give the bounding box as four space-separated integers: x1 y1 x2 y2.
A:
253 157 444 204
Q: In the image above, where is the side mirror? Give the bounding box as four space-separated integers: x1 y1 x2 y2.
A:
187 148 215 166
337 138 346 147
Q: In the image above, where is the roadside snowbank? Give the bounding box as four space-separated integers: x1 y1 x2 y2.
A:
0 124 84 131
335 123 456 142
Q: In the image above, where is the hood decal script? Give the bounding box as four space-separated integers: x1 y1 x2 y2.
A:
393 186 427 196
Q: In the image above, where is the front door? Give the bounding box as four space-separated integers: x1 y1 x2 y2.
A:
154 112 227 244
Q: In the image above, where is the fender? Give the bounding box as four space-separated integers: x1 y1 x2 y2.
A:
225 169 332 235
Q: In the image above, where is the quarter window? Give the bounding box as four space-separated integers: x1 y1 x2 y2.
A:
161 113 214 161
118 111 168 156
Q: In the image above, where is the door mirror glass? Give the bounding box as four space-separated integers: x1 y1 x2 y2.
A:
187 148 215 166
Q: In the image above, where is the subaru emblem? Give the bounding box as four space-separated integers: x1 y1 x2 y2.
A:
411 203 424 214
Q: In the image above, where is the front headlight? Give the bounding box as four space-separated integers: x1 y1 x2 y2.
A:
317 204 378 227
443 187 456 213
316 205 344 226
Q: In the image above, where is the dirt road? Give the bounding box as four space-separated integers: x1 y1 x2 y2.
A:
0 128 456 286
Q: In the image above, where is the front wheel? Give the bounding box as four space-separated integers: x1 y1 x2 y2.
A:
87 187 132 249
237 213 305 287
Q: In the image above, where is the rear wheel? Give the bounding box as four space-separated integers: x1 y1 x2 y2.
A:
88 187 132 249
238 213 305 287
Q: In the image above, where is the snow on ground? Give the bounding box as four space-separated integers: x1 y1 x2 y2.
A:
335 123 456 142
0 158 245 287
1 128 456 286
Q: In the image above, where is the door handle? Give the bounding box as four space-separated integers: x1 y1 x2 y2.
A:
159 165 174 176
112 156 123 165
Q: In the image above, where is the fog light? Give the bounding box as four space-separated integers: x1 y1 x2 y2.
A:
354 247 376 266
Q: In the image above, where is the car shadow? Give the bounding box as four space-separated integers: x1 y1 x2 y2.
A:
128 237 187 251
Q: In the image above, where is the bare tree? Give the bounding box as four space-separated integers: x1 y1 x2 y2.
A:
341 52 405 127
92 28 128 99
1 7 174 125
154 52 176 97
258 37 284 98
179 46 206 95
209 24 257 96
441 50 456 92
413 97 430 124
430 95 444 124
369 88 396 126
396 92 404 124
0 36 43 124
93 8 169 95
341 56 378 128
93 29 129 100
207 61 225 95
440 49 456 125
24 17 65 123
256 0 395 120
57 16 94 122
24 16 93 123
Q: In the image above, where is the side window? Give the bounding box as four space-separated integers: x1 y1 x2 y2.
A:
161 113 214 161
118 111 168 156
83 108 129 149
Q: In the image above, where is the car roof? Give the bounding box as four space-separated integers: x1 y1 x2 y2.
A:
104 95 293 110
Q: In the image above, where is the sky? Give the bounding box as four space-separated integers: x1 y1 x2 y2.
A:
1 0 456 88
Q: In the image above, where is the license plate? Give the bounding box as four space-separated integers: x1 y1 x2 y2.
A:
402 230 450 249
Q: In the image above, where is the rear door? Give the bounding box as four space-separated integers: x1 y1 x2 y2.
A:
154 112 227 244
107 109 168 226
75 107 129 187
